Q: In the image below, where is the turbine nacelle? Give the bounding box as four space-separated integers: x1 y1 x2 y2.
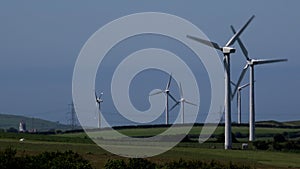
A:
247 60 254 65
222 47 236 54
96 98 103 103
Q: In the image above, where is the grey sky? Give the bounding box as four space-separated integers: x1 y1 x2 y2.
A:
0 1 299 124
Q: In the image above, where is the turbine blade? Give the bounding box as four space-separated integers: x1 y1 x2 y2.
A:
149 90 164 96
166 73 172 90
187 35 222 51
240 83 250 89
252 59 288 65
223 57 229 73
179 83 183 98
99 92 103 99
230 25 250 61
231 81 237 87
185 100 197 106
169 101 180 112
225 15 255 47
232 64 249 98
168 93 177 103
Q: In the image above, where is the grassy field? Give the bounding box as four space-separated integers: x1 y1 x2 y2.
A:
59 125 300 140
0 125 300 169
1 137 300 169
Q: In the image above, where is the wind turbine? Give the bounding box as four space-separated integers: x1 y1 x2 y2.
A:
169 83 197 124
187 15 255 149
231 26 287 141
150 74 177 125
95 91 103 129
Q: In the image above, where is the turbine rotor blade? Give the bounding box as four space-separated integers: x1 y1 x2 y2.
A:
230 25 250 61
186 35 222 51
169 101 180 112
185 100 197 107
99 92 103 99
225 15 255 47
252 59 288 65
232 64 249 98
168 93 177 103
231 81 237 87
149 90 164 96
223 56 231 74
179 83 183 98
240 83 250 89
166 73 172 90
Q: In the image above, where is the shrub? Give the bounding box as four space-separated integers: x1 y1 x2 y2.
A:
104 158 250 169
0 148 92 169
284 140 299 150
6 127 18 133
273 134 286 143
253 140 270 150
216 132 239 143
105 159 127 169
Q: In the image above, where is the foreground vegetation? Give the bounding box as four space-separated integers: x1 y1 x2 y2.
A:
0 148 251 169
0 124 299 169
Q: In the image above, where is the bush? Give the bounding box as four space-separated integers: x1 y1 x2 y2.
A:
105 158 156 169
104 158 250 169
284 140 299 150
253 140 270 150
273 134 286 143
105 159 127 169
216 132 239 143
6 127 18 133
272 142 283 151
0 148 92 169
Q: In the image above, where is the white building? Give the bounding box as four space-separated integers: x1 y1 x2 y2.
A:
19 121 26 132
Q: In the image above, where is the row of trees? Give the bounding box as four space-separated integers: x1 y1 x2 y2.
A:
253 133 300 151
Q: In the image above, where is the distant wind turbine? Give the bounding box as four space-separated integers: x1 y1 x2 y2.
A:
231 25 287 141
187 15 255 149
169 83 197 124
150 74 177 125
95 91 103 129
234 82 250 124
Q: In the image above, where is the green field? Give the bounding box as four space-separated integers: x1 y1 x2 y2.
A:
1 125 300 169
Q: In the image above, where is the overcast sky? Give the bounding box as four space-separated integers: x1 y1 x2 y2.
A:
0 1 299 125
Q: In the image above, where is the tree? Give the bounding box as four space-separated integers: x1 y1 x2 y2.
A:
273 134 286 143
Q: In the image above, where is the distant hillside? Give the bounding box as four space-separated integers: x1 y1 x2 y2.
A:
0 114 74 131
257 120 300 127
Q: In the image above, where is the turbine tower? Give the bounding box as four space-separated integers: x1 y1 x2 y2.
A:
95 91 103 129
187 15 255 149
150 74 177 125
237 83 250 124
170 83 197 124
231 26 287 141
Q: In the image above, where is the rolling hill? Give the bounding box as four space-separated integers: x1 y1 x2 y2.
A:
0 113 73 131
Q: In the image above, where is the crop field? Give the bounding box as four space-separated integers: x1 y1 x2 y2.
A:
0 125 300 169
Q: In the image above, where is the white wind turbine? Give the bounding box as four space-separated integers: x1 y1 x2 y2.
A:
231 25 287 141
169 83 197 124
150 74 177 125
95 91 103 129
187 15 255 149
